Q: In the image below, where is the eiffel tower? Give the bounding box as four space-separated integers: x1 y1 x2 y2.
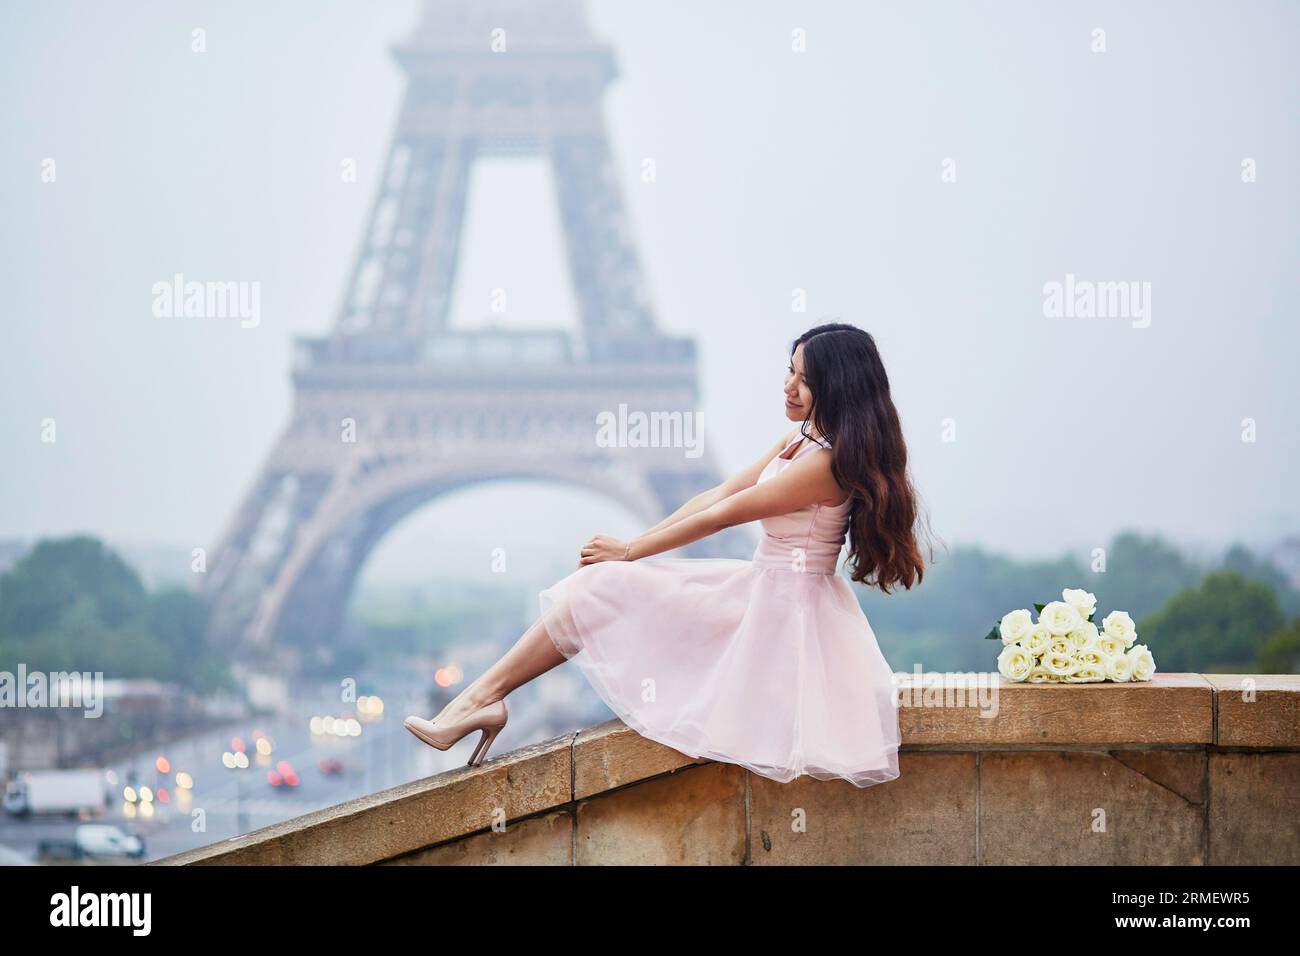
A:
205 0 754 656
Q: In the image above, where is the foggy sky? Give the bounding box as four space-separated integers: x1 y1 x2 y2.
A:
2 0 1297 590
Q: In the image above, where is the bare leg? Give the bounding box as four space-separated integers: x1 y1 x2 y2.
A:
427 617 567 727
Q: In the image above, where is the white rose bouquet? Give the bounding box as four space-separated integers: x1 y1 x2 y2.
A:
983 588 1156 683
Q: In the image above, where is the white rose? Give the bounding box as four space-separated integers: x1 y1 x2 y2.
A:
1047 636 1073 658
1076 646 1106 668
1066 662 1106 682
1026 664 1055 683
1066 621 1100 651
1098 634 1127 658
997 643 1035 682
1102 610 1137 646
1127 644 1156 681
999 608 1034 645
1040 601 1083 636
1042 650 1077 676
1021 623 1052 656
1105 652 1133 682
1062 587 1097 619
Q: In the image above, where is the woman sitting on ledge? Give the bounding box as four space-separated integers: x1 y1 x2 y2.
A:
405 322 932 789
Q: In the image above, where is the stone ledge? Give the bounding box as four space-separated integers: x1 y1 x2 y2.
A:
1204 674 1300 747
896 672 1216 746
157 732 574 865
153 673 1300 866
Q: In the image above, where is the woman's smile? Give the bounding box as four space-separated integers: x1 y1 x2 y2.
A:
784 343 815 415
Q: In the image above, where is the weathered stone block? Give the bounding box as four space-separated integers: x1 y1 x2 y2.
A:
1209 752 1300 864
980 751 1205 865
749 752 976 865
383 810 574 865
1207 675 1300 747
575 762 744 864
573 718 707 800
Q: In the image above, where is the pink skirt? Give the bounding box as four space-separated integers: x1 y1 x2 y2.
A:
539 556 902 788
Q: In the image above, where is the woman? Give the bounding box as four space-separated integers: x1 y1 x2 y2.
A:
405 322 930 787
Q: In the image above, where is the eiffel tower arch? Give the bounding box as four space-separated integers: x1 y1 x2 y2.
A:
205 0 755 655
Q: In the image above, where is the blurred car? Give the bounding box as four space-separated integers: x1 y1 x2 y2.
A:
38 824 145 861
267 761 300 788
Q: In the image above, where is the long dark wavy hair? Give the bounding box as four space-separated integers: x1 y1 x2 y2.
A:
791 323 934 592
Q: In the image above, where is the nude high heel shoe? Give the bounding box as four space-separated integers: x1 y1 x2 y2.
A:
404 699 509 767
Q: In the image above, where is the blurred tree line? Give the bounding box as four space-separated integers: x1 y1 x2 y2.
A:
3 531 1294 684
0 536 233 693
860 531 1300 675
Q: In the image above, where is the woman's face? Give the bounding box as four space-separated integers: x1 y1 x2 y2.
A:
783 343 814 423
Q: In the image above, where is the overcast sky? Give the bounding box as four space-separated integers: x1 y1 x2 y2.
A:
2 0 1296 590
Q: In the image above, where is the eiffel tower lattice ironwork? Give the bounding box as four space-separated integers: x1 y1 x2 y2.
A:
204 0 755 654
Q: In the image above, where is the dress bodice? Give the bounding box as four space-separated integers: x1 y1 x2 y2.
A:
752 433 852 574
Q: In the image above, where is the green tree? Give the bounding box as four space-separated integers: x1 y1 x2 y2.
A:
1257 618 1300 674
1222 545 1300 617
146 587 210 664
1139 571 1285 672
0 536 230 692
0 536 146 635
1096 531 1202 622
859 545 1088 671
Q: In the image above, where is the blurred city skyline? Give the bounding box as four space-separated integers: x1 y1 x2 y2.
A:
3 0 1298 591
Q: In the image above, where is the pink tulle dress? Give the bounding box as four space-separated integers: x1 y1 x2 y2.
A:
538 433 902 789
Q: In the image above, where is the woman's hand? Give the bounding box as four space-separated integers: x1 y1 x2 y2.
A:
579 534 630 566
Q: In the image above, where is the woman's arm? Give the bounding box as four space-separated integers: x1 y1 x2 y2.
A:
636 429 798 538
585 446 842 564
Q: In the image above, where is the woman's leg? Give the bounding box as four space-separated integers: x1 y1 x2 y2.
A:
428 617 567 726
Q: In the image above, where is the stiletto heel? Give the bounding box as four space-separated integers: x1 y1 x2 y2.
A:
404 699 509 767
467 724 503 767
